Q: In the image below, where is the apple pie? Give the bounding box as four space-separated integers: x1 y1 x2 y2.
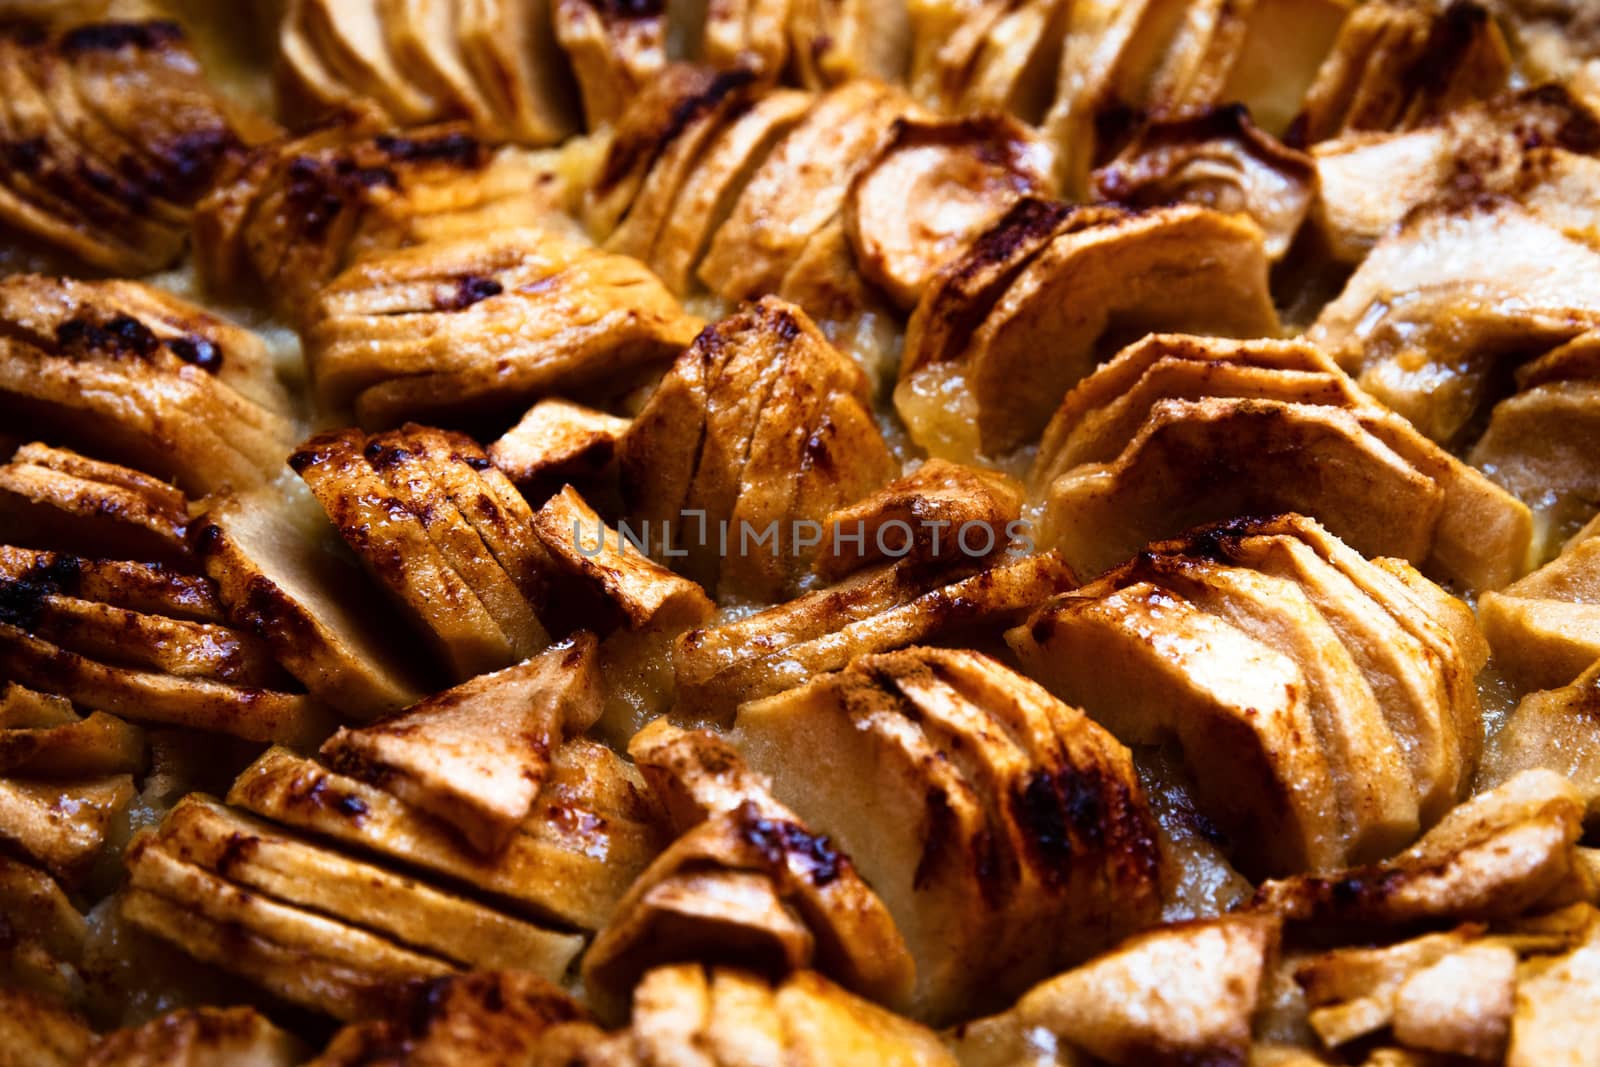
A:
5 2 1600 1064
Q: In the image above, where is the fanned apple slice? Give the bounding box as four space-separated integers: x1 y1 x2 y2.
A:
0 546 221 623
365 428 548 659
648 86 811 295
193 489 427 721
153 796 582 978
319 635 602 854
0 444 191 566
552 0 669 128
291 428 516 681
897 204 1278 460
1039 398 1445 580
1010 579 1343 876
699 80 909 301
228 743 660 931
123 841 455 1022
846 113 1053 311
0 697 144 778
732 648 1160 1023
675 552 1073 721
0 622 332 745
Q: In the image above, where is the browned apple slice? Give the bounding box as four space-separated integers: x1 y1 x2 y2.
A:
192 488 427 721
847 114 1053 311
306 227 700 427
1291 0 1509 146
228 743 661 931
290 427 516 681
489 399 630 492
0 622 332 745
1254 771 1591 928
82 1006 303 1067
619 298 894 600
319 635 601 853
647 86 811 295
122 839 456 1021
954 916 1279 1067
699 80 909 302
152 795 582 978
815 459 1022 580
0 774 132 885
732 648 1160 1023
897 204 1277 460
675 552 1073 721
1092 105 1316 261
552 0 668 127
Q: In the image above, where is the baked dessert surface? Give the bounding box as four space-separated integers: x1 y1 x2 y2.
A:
3 1 1600 1063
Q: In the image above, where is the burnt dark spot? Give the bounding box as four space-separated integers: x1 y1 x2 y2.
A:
1281 113 1310 151
439 274 503 312
55 314 159 359
736 801 841 887
596 67 754 191
801 417 836 475
587 0 665 19
335 793 368 819
1092 102 1145 162
192 520 226 556
0 556 82 629
768 307 803 343
151 127 239 201
407 976 453 1037
463 455 492 472
1015 771 1075 877
1328 875 1367 908
914 787 955 890
214 831 260 876
59 20 183 55
284 158 349 242
2 137 46 175
374 132 484 169
168 337 222 372
1405 1 1491 100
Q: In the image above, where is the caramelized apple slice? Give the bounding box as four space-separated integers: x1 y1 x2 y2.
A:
228 743 660 931
732 648 1159 1023
1254 771 1592 928
83 1007 303 1067
897 204 1277 460
846 114 1053 310
320 636 601 854
954 916 1279 1067
193 488 427 721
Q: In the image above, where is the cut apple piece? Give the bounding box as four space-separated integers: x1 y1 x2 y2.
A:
228 744 660 931
193 488 427 721
732 647 1160 1023
846 114 1053 311
676 552 1074 721
953 916 1279 1067
1254 771 1591 928
320 635 602 854
897 204 1277 460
